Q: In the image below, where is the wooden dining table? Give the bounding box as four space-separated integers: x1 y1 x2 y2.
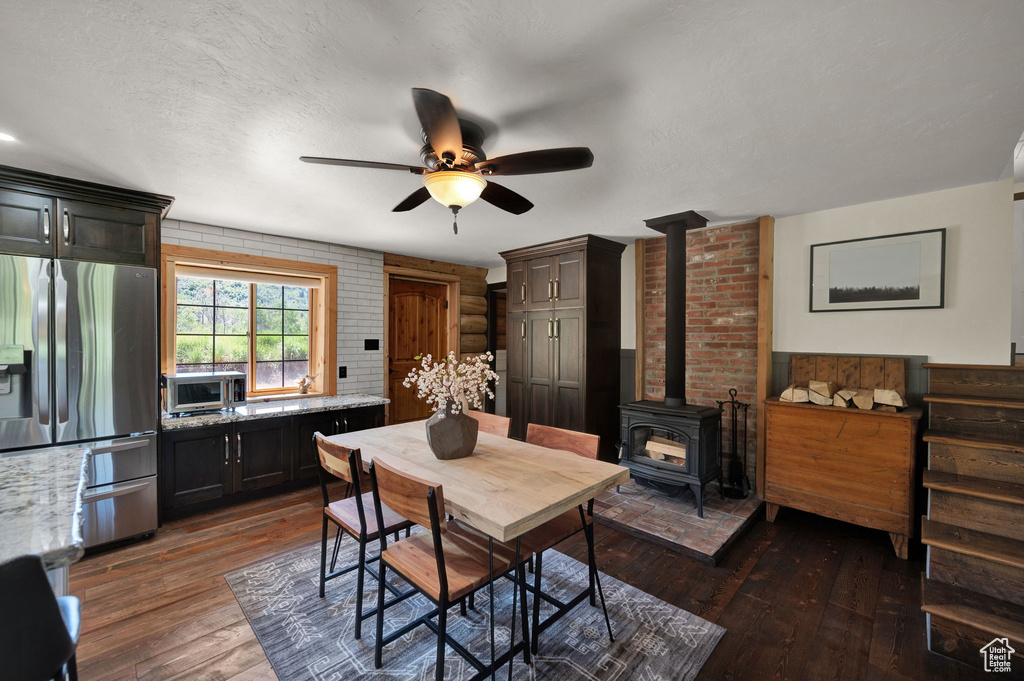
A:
323 419 629 678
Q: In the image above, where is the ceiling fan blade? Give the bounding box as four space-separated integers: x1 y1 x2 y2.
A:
392 186 431 212
300 156 426 174
412 88 463 165
474 147 594 176
480 182 534 215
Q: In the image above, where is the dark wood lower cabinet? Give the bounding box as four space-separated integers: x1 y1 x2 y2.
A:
159 406 384 518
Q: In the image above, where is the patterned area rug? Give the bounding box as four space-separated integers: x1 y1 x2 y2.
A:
226 538 724 681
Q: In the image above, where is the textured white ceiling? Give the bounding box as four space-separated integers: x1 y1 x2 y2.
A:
2 0 1023 266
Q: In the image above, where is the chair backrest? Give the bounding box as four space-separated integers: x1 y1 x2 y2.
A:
369 457 446 533
0 555 75 680
313 432 365 510
469 411 511 438
526 423 600 459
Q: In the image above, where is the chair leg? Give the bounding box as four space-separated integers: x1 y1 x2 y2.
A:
67 654 78 681
319 515 328 598
585 524 597 607
517 549 531 665
460 598 467 616
468 591 475 610
355 538 367 639
374 561 386 669
329 526 343 572
531 550 543 654
436 602 448 681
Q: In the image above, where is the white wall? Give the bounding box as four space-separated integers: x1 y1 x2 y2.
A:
162 220 385 396
774 179 1014 364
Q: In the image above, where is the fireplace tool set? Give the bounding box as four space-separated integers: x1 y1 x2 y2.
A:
717 388 750 499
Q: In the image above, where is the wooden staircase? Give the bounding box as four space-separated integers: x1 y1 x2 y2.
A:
921 364 1024 673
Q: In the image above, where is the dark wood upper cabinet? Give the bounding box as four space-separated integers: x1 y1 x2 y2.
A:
500 235 625 460
57 199 158 267
0 165 172 265
234 417 292 492
0 189 55 258
507 261 527 313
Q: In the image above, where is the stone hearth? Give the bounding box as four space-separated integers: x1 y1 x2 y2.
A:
593 480 763 566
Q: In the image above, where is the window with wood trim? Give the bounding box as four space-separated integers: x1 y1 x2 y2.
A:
161 245 337 398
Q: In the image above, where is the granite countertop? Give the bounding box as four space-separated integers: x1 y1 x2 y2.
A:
0 445 90 570
162 393 389 431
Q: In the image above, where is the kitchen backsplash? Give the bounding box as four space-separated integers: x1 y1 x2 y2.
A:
161 220 385 397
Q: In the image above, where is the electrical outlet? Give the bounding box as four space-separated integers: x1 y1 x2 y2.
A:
338 366 347 379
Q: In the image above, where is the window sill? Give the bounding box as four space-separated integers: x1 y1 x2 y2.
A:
246 392 327 404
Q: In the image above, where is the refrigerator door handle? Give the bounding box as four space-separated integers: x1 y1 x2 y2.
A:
88 438 151 455
82 478 153 503
54 263 69 425
36 262 51 426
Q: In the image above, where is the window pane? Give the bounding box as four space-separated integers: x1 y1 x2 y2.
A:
215 280 249 308
215 335 249 363
256 284 283 308
284 335 309 360
256 308 282 333
256 335 283 362
176 363 212 374
284 360 309 386
255 362 283 388
284 286 309 310
176 335 213 365
214 362 246 375
177 277 213 305
176 306 213 334
283 310 308 335
216 307 248 335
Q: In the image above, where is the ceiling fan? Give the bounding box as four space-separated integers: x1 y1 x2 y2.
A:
300 88 594 233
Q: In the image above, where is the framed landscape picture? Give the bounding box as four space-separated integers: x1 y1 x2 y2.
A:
809 228 946 312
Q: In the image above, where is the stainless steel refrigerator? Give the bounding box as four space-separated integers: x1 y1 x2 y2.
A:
1 254 159 547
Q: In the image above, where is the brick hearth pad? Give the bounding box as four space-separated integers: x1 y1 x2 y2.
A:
593 480 764 565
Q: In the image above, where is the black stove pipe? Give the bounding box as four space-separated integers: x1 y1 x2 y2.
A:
643 210 708 408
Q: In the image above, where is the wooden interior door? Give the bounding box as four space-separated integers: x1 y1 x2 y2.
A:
388 277 449 423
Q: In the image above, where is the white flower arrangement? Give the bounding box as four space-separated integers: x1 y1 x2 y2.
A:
402 351 499 416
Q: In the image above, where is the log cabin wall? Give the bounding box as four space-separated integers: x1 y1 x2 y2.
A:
640 220 761 482
382 252 490 355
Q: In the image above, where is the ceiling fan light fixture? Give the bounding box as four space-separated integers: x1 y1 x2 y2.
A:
422 170 487 208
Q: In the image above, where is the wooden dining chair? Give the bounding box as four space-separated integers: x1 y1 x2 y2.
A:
313 433 416 639
468 410 512 438
521 423 613 652
368 458 533 681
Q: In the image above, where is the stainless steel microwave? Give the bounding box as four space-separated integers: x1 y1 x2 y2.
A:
162 371 247 415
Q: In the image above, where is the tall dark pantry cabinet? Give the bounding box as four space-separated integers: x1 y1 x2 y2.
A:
501 235 625 461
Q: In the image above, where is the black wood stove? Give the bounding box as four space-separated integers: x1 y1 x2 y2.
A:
619 210 722 517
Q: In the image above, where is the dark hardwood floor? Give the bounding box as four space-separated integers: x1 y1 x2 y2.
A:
69 484 989 680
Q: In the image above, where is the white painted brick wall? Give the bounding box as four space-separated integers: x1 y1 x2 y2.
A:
162 220 384 397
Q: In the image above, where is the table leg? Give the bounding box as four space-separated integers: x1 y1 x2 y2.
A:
489 536 495 681
507 537 519 681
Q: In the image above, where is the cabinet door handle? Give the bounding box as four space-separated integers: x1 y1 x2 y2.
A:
236 433 242 464
555 318 560 339
343 416 348 431
520 282 526 303
547 319 553 339
334 418 340 434
43 207 50 243
554 278 560 300
547 279 553 300
521 320 526 340
62 209 70 245
224 434 229 465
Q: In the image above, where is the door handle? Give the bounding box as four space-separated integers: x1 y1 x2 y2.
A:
224 434 230 465
62 208 70 246
36 262 51 426
82 478 152 503
520 282 526 303
554 278 560 300
547 279 553 300
334 418 340 434
555 318 560 339
547 319 553 339
236 432 242 464
43 207 50 243
90 438 151 455
521 320 526 340
54 262 69 425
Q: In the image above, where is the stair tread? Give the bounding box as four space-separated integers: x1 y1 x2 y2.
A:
923 470 1024 506
921 578 1024 647
924 394 1024 409
921 518 1024 569
923 429 1024 454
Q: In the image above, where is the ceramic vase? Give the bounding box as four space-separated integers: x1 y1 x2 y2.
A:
425 402 478 460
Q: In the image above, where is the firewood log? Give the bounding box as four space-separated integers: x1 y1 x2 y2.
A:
780 384 810 403
809 380 838 399
852 389 874 410
833 393 850 407
873 389 906 408
876 405 898 413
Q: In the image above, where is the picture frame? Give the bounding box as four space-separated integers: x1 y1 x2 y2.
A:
809 228 946 312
